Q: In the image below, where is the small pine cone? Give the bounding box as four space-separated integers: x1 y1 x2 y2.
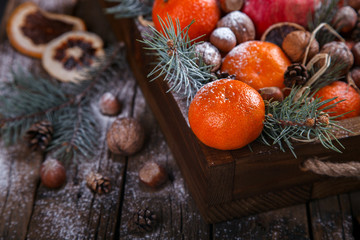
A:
86 172 111 194
284 63 309 87
128 208 157 233
24 120 53 151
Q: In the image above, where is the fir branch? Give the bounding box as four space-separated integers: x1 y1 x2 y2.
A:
105 0 153 19
261 87 349 158
0 45 126 162
140 15 214 103
308 0 340 46
309 57 347 90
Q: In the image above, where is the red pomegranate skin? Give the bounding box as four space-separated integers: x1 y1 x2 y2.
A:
242 0 320 38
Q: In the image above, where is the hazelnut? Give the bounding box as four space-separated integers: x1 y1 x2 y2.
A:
194 42 221 72
217 11 255 44
219 0 244 13
348 0 360 10
282 31 319 63
258 87 284 102
352 42 360 66
351 67 360 88
320 41 354 75
139 161 168 188
40 159 66 189
332 6 357 33
99 92 122 116
210 27 236 53
107 117 145 156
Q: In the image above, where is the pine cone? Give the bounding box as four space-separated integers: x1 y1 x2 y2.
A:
128 208 157 233
284 63 309 87
24 120 53 151
86 172 111 194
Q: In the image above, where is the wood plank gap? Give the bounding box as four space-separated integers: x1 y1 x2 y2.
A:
113 155 128 240
24 174 42 239
306 202 314 240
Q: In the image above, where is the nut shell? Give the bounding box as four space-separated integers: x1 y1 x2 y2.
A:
258 87 284 102
219 0 244 13
40 159 66 189
99 92 122 116
332 6 357 33
351 67 360 88
261 22 305 47
194 42 221 72
210 27 236 53
282 31 319 63
217 11 255 44
320 41 354 75
139 161 168 188
107 117 145 156
352 42 360 66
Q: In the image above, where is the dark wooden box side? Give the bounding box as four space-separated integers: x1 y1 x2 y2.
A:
99 4 360 222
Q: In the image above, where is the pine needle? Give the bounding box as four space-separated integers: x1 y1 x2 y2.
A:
308 0 340 46
0 45 127 162
261 87 350 158
105 0 153 19
140 15 214 103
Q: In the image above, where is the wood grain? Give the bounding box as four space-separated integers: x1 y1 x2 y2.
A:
0 1 66 238
100 4 360 223
118 86 210 239
214 204 310 239
309 195 354 240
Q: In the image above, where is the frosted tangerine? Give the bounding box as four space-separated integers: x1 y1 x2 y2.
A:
221 41 291 91
315 81 360 120
188 79 265 150
152 0 220 41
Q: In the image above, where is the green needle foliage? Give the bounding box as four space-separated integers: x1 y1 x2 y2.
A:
261 87 349 157
0 45 126 162
308 0 340 46
140 15 214 103
105 0 154 19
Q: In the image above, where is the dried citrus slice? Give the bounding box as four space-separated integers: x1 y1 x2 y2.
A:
7 2 86 58
42 31 104 83
260 22 305 47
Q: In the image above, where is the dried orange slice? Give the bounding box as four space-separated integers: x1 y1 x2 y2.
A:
7 2 86 58
42 31 104 83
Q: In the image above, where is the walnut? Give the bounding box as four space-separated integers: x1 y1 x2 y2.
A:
320 41 354 75
282 31 319 63
332 6 357 33
216 11 255 44
106 117 145 156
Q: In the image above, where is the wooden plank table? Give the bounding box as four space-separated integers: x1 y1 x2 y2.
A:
0 0 359 239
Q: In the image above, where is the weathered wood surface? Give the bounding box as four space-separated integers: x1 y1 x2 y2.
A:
0 0 360 239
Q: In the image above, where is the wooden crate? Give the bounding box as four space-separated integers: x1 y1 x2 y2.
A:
100 4 360 223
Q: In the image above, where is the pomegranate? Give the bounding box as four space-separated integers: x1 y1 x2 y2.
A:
242 0 320 38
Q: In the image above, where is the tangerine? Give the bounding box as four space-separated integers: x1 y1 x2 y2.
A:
315 81 360 120
188 79 265 150
221 41 291 91
152 0 220 41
